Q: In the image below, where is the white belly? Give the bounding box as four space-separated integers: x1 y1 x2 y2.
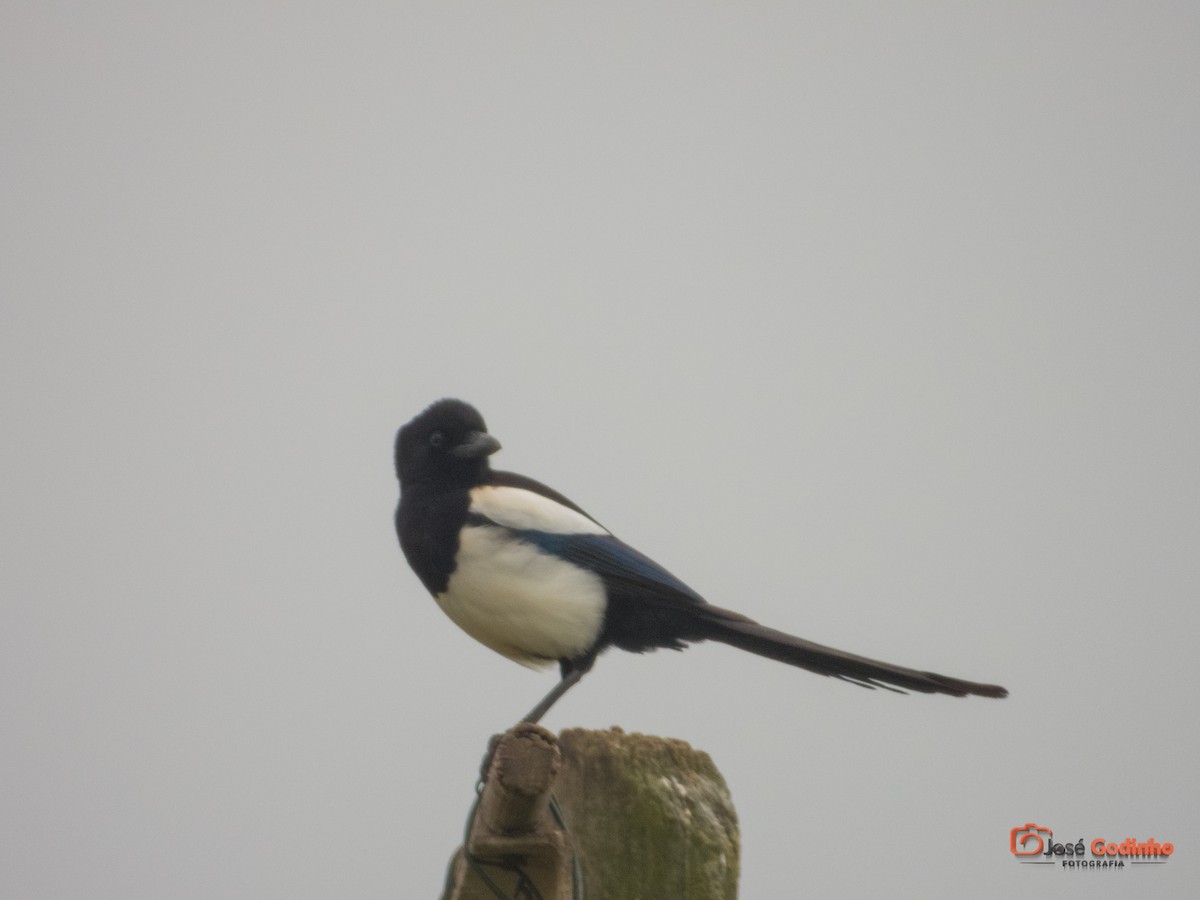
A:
436 525 607 667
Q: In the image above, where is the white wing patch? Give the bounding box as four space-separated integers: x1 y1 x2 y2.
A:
469 485 608 536
437 525 607 668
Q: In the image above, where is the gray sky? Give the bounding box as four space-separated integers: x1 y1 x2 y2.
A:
3 3 1197 898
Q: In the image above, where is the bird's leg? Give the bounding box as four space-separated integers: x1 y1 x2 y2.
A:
478 662 588 782
521 659 590 724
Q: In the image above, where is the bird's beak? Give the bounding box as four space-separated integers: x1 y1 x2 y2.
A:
452 431 502 459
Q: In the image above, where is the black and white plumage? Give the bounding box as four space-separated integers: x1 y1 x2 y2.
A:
394 398 1007 723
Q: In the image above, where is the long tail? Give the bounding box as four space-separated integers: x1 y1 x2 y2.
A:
696 604 1008 698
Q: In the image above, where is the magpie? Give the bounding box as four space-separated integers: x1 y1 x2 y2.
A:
394 398 1007 723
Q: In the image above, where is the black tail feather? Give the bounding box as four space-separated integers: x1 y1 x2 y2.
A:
697 604 1008 699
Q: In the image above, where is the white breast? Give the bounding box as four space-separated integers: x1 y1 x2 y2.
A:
436 524 607 668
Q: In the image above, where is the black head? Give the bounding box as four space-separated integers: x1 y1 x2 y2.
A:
395 398 502 489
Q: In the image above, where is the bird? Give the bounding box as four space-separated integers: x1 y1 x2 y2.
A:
394 398 1007 723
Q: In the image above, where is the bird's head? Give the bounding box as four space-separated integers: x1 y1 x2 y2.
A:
395 398 501 488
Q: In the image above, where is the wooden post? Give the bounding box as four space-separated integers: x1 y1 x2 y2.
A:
442 723 573 900
555 727 739 899
441 726 739 900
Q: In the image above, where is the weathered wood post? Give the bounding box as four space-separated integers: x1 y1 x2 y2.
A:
555 727 739 898
442 723 572 899
441 725 739 900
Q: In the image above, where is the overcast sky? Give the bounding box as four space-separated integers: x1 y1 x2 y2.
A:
2 3 1197 899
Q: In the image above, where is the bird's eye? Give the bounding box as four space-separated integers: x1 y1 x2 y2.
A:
428 431 445 448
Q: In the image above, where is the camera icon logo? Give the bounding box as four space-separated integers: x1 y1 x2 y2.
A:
1010 823 1053 856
